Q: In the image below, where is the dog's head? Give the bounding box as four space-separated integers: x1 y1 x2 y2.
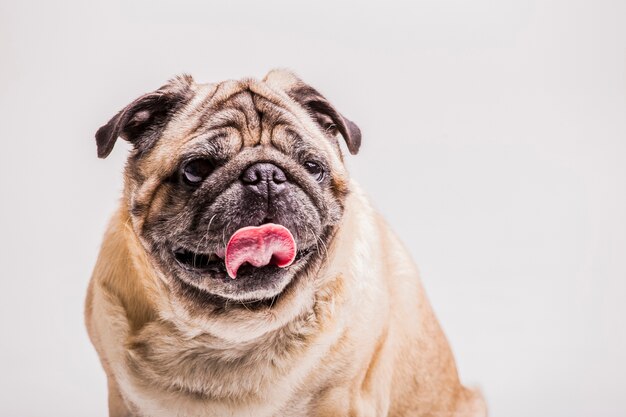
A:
96 70 360 313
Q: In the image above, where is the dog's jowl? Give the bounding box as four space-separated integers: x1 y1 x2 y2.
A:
85 70 486 417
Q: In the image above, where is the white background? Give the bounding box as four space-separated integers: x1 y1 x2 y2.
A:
1 0 625 416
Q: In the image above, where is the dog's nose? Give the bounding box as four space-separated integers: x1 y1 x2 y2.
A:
240 162 287 196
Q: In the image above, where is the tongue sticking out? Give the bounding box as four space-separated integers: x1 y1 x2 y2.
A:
225 224 297 279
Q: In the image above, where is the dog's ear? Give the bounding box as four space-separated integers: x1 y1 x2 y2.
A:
264 69 361 155
95 75 194 158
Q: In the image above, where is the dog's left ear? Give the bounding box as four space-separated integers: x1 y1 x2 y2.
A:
264 69 362 155
95 75 194 158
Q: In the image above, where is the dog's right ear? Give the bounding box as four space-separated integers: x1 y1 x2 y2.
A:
95 75 194 158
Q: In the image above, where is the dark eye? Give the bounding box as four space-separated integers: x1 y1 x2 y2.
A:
181 159 214 185
304 161 325 182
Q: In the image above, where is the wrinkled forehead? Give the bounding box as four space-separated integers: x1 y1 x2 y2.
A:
142 77 342 173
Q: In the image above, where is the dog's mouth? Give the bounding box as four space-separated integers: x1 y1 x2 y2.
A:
169 223 317 302
173 247 311 276
173 223 309 280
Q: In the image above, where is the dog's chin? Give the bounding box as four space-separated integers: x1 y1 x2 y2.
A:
168 247 314 303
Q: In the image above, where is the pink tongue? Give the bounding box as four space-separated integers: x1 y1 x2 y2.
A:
225 224 297 279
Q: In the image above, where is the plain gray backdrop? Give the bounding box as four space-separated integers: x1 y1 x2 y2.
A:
1 0 625 416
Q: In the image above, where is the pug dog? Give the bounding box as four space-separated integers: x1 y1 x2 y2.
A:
85 69 486 417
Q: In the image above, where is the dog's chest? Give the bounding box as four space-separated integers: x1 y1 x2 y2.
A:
119 318 334 417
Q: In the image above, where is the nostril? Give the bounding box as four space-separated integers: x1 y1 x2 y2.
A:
241 168 261 185
272 169 287 184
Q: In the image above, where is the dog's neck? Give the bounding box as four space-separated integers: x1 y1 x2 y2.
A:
94 207 160 334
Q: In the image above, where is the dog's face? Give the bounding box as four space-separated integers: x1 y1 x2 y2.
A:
96 70 360 308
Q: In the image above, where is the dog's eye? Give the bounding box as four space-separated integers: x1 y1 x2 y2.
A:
304 161 325 182
181 159 214 185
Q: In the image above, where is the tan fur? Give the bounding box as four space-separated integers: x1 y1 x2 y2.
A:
86 70 486 417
